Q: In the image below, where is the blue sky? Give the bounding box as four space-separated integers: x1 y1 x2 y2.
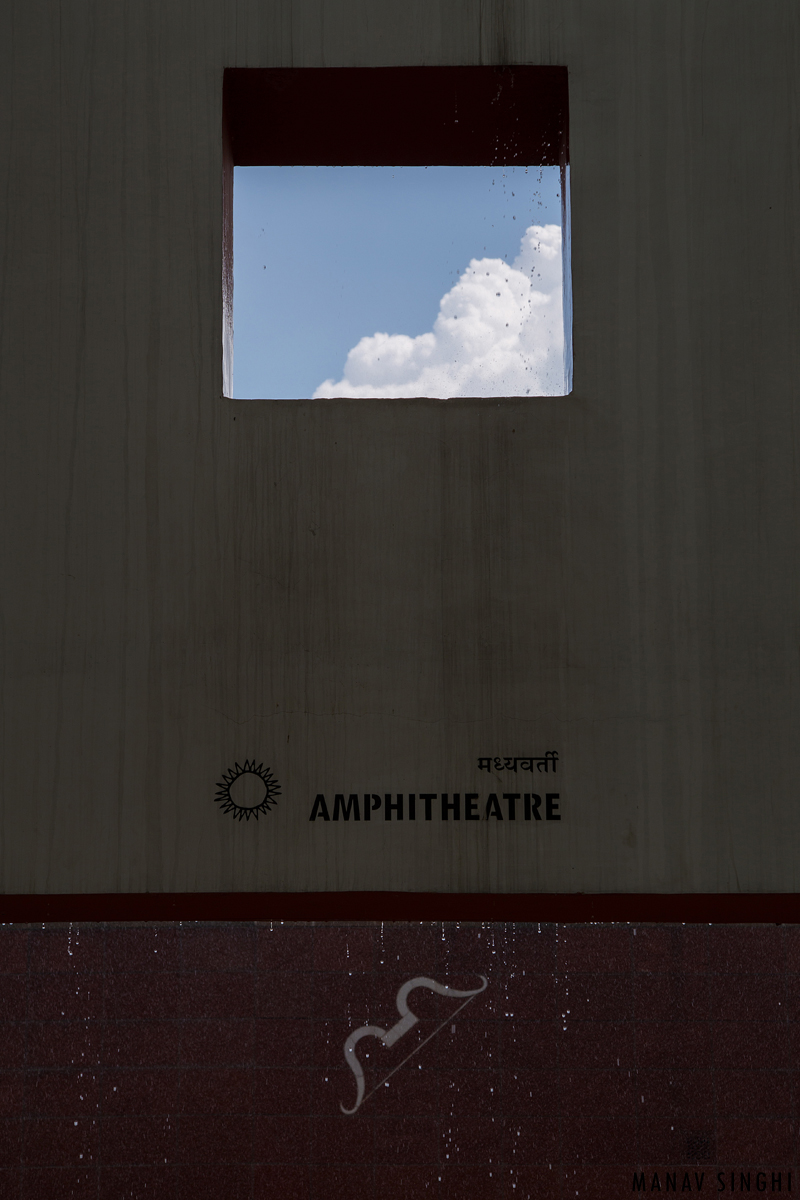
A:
233 165 563 399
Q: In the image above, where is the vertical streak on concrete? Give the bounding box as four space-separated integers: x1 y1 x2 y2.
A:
144 1 164 889
0 0 14 886
113 0 132 892
45 3 95 889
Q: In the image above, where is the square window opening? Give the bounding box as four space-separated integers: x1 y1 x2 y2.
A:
223 66 571 400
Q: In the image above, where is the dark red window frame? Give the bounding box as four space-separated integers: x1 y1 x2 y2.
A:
222 65 570 397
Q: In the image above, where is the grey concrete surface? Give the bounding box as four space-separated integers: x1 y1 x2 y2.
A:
0 1 798 892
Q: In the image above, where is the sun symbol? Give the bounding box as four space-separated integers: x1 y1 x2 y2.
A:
214 761 281 821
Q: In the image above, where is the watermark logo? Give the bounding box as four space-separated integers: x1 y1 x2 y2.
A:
340 974 488 1114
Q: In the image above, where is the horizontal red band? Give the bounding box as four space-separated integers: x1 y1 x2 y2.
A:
224 65 569 166
0 892 797 922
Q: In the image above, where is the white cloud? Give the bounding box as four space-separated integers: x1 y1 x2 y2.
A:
313 223 565 398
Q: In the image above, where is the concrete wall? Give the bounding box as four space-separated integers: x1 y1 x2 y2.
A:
1 1 798 893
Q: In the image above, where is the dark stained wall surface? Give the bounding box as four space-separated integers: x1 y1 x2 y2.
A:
0 2 798 893
0 921 798 1199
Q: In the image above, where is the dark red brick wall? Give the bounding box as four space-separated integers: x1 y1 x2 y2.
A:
0 922 796 1199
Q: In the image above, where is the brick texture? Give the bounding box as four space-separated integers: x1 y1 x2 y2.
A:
0 923 795 1198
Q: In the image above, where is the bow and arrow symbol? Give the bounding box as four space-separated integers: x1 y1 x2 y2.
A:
340 974 488 1115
